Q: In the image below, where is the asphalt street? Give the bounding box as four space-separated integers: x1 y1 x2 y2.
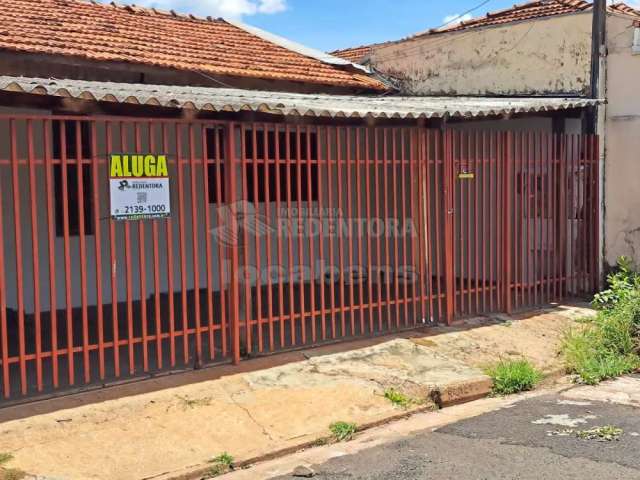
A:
271 390 640 480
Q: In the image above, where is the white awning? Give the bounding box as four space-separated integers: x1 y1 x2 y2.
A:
0 76 600 119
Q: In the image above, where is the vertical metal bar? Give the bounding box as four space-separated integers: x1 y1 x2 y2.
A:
0 151 8 396
306 126 317 342
251 127 263 352
481 132 487 312
200 124 214 360
391 129 401 327
411 129 424 324
354 128 366 333
175 123 190 365
90 122 105 379
121 124 135 375
285 125 296 345
107 123 120 377
503 132 513 314
382 129 392 329
399 130 410 325
10 120 27 394
443 129 455 325
188 124 202 366
75 120 91 383
213 126 227 357
363 128 373 333
422 129 433 322
163 124 176 367
150 123 163 368
135 123 149 373
239 125 253 354
27 120 43 390
345 128 356 334
373 129 383 331
295 126 306 343
466 132 472 315
326 127 337 338
488 133 495 312
518 133 525 309
274 126 285 348
433 130 443 319
225 123 241 365
263 125 275 351
336 127 346 336
59 120 75 386
474 132 480 313
44 120 59 387
545 133 552 303
317 127 327 340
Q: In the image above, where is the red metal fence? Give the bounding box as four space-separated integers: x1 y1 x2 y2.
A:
0 114 599 401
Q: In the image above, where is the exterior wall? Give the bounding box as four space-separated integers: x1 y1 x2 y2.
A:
370 13 593 96
603 14 640 267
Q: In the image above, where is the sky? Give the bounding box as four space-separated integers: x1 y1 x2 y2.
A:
101 0 640 52
96 0 524 52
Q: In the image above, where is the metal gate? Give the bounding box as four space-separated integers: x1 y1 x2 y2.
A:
0 114 599 401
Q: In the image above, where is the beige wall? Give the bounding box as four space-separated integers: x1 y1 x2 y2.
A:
603 14 640 268
371 13 593 96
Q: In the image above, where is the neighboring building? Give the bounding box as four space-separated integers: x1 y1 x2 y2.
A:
333 0 640 271
0 0 599 402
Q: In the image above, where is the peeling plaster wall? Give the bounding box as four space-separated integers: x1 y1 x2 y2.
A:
371 13 593 96
603 14 640 268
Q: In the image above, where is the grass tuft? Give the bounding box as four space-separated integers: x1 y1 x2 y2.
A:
383 388 413 409
329 421 357 442
205 452 234 478
0 455 11 467
486 359 542 395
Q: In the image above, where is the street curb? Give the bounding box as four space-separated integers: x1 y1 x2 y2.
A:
153 375 494 480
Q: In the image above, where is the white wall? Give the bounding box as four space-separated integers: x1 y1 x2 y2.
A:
370 13 593 96
603 13 640 267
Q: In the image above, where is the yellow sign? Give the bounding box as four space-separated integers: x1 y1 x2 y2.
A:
458 172 475 180
110 154 169 178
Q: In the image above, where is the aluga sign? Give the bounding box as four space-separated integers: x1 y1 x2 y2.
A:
109 153 171 220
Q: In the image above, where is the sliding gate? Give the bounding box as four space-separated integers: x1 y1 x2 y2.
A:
0 114 599 401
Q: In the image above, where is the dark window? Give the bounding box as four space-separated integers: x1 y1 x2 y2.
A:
52 120 92 160
206 128 226 204
244 129 319 203
245 163 319 203
53 164 94 236
244 129 318 161
52 120 94 236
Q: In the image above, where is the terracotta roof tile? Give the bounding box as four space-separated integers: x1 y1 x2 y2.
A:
0 0 385 91
331 45 376 63
333 1 640 60
609 2 640 17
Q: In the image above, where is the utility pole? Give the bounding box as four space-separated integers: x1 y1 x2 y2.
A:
590 0 607 290
590 0 606 104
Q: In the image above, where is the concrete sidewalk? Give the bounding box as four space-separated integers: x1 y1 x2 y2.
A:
0 304 593 480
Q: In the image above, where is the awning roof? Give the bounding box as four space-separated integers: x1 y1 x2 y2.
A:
0 76 599 120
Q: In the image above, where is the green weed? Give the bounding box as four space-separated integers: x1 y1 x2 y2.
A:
486 359 542 395
329 421 357 442
205 452 234 477
383 388 413 409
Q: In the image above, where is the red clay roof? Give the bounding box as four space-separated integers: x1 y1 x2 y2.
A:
0 0 385 92
332 0 640 62
430 0 591 35
330 45 376 64
609 2 640 17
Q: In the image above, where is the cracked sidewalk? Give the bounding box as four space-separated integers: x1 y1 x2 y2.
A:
0 303 593 480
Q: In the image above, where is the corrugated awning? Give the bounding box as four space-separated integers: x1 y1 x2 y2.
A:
0 76 600 119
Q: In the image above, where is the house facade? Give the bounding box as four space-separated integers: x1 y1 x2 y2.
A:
334 0 640 272
0 0 599 402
